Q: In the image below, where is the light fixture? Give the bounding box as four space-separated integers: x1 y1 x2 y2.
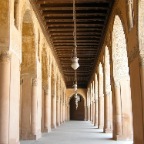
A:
71 0 79 109
77 95 80 101
74 92 78 109
73 82 77 91
73 70 77 91
71 0 80 70
74 92 78 99
74 92 80 109
71 57 79 70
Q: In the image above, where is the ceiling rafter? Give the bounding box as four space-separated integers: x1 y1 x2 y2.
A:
34 0 114 88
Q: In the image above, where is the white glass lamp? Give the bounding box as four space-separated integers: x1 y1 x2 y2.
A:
73 83 77 91
71 56 79 70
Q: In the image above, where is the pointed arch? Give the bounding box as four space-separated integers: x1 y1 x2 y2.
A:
21 10 36 74
20 9 38 140
112 15 133 140
69 93 85 120
112 15 129 82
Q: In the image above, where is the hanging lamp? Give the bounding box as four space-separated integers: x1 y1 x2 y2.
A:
71 0 80 70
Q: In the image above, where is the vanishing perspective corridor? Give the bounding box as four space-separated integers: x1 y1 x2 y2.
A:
1 0 144 144
21 121 133 144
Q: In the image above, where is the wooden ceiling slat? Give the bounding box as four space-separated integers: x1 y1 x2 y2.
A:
34 0 114 88
37 0 110 5
43 13 107 17
53 39 99 42
49 28 102 31
53 36 101 40
41 7 108 11
43 9 107 15
45 15 105 20
48 22 104 29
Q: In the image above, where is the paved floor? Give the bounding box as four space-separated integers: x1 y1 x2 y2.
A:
21 121 133 144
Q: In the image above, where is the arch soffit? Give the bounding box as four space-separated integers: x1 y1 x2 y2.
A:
111 9 129 53
20 1 38 50
20 1 33 31
112 12 130 82
20 4 39 75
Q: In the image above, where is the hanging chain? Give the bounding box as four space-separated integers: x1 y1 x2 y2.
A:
73 0 77 57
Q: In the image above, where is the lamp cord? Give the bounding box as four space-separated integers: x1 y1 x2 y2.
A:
73 0 77 57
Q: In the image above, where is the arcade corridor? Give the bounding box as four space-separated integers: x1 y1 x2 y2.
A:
21 121 132 144
1 0 144 144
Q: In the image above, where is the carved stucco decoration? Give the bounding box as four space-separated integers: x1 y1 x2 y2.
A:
32 77 37 86
21 18 37 73
112 15 129 82
0 51 11 62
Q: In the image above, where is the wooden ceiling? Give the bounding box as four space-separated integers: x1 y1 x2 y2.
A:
33 0 114 88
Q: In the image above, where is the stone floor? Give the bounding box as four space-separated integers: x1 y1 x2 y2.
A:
21 121 133 144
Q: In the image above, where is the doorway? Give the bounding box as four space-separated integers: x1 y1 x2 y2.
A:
70 95 84 120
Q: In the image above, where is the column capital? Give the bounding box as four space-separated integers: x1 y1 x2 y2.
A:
106 84 111 92
105 91 111 97
42 81 48 89
20 79 23 85
0 51 11 62
32 78 37 86
44 89 48 95
128 0 133 4
99 94 104 98
114 80 120 88
95 98 98 101
57 96 60 100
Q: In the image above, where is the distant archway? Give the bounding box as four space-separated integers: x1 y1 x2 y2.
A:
70 94 84 120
